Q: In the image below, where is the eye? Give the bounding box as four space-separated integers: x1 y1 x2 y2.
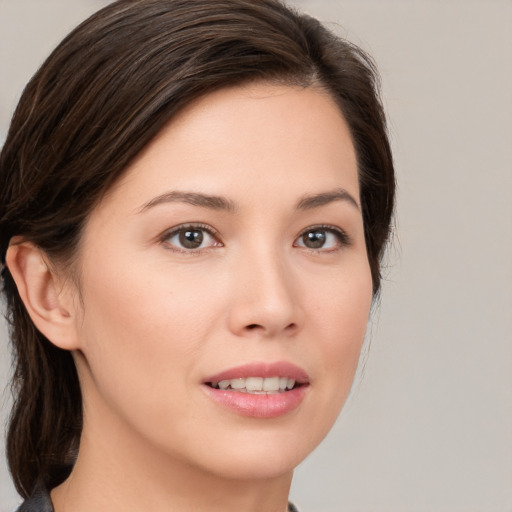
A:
162 224 221 251
294 226 350 251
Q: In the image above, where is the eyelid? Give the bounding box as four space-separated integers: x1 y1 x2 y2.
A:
157 222 351 254
159 223 223 253
294 224 352 250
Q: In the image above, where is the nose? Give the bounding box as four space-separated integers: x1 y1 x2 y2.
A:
227 248 302 339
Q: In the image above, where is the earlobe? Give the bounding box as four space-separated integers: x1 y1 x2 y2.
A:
5 239 81 351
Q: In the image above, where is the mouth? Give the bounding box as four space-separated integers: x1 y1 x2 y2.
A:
206 376 303 394
202 362 309 418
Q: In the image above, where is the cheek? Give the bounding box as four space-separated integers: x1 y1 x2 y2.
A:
80 249 216 345
312 257 373 345
74 255 220 422
308 260 373 415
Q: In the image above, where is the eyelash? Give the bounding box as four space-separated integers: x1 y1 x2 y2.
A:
160 223 222 255
159 223 351 254
294 224 352 253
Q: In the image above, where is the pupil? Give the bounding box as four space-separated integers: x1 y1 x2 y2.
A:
304 230 325 248
180 229 203 249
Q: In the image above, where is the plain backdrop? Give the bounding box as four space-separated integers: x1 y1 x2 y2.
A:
1 1 511 511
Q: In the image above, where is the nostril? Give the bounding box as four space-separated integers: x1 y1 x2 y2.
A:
244 322 297 335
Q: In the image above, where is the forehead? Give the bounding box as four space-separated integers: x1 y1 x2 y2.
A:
97 82 359 214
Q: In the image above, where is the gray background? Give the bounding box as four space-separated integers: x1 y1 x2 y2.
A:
1 0 511 510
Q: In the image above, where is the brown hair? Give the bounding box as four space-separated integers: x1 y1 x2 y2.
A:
0 0 394 498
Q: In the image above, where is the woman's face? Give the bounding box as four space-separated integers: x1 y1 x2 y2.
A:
70 83 373 481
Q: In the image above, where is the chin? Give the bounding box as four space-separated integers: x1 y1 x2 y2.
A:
198 447 305 482
173 419 333 482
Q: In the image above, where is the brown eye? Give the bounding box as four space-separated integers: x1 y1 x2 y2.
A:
179 229 204 249
163 225 220 251
302 230 326 249
295 226 350 251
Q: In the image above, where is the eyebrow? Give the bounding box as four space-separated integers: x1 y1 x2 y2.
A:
138 187 359 214
138 191 237 213
296 188 360 211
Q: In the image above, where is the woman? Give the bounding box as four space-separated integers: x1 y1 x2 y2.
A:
0 0 395 511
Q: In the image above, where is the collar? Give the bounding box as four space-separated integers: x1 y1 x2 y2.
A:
16 482 53 512
17 482 300 512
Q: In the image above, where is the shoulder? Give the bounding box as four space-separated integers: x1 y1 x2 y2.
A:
15 482 54 512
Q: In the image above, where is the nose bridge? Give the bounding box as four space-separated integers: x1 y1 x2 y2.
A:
228 238 300 337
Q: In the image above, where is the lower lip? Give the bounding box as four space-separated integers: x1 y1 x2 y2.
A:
202 385 308 419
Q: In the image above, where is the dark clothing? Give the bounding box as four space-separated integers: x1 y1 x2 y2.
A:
16 482 53 512
16 482 301 512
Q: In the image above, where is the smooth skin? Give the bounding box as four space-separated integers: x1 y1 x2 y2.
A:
7 83 373 512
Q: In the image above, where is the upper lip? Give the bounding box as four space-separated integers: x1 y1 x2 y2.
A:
203 361 310 385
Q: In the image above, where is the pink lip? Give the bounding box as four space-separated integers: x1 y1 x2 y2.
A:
203 361 310 385
202 361 310 419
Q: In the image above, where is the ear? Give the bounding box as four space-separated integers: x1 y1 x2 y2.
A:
6 239 81 351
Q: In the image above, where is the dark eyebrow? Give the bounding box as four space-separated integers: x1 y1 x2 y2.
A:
138 191 237 213
296 188 360 211
138 188 359 214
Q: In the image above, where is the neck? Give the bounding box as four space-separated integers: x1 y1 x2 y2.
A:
51 409 293 512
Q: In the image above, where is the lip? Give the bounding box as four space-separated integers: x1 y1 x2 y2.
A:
203 361 310 385
202 361 310 419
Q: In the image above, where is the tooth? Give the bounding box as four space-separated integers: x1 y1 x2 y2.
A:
230 378 245 390
214 376 297 392
263 376 280 392
245 377 263 391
